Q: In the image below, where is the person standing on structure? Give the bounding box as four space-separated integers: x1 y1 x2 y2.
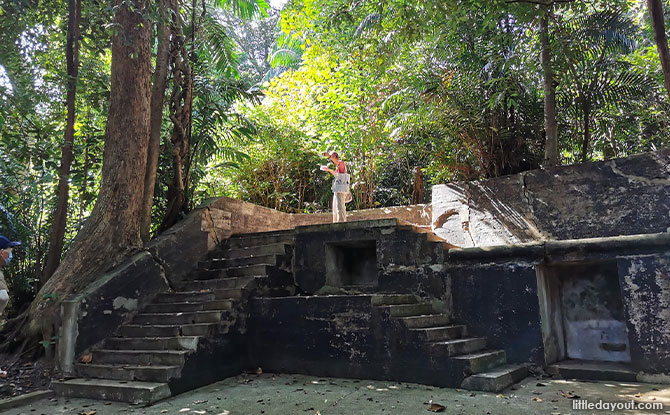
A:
321 151 351 223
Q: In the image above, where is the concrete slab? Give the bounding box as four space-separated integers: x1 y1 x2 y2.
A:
548 359 638 382
7 373 670 415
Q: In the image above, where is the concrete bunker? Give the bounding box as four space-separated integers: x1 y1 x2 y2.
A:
537 259 631 365
325 240 378 287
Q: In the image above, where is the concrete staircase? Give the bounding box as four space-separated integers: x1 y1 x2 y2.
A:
372 294 528 392
52 231 295 404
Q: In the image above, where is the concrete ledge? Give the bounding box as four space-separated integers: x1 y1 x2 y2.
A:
448 242 545 261
294 218 399 233
0 390 53 411
448 231 670 262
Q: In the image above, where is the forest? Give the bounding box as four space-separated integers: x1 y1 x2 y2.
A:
1 0 670 353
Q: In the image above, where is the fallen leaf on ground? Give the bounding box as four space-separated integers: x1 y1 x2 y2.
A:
161 410 167 414
79 411 96 415
428 402 446 412
560 391 580 399
532 397 543 402
80 354 93 364
193 400 208 404
634 394 642 398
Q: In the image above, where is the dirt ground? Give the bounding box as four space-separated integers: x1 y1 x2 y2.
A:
0 354 53 399
4 372 670 415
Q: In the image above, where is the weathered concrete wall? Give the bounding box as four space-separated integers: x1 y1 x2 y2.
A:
617 254 670 373
292 204 431 228
58 252 169 374
202 197 432 235
433 150 670 247
248 296 469 387
449 261 545 365
557 261 630 363
293 219 444 295
447 234 670 374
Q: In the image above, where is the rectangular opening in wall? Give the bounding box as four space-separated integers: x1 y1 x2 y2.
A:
537 259 630 364
325 240 378 287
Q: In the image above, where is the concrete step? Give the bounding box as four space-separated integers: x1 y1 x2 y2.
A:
194 269 227 280
400 314 450 328
214 288 246 300
144 300 234 313
191 264 270 281
75 364 181 383
226 263 271 277
222 243 289 260
204 254 278 270
430 337 487 356
451 350 508 374
118 323 219 337
182 276 257 291
52 378 170 404
547 359 638 382
93 350 190 366
461 364 528 393
371 294 417 306
132 311 223 325
105 336 199 351
153 291 215 303
228 233 294 248
411 325 467 342
388 303 434 318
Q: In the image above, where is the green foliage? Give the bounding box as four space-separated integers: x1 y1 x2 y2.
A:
2 0 670 314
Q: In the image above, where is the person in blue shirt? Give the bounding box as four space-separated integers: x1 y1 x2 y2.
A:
0 236 21 316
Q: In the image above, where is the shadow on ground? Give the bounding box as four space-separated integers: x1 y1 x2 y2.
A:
6 373 670 415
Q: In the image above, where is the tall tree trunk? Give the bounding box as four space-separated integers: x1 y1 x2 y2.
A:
42 0 82 285
648 0 670 99
21 0 152 350
581 100 591 163
411 166 424 204
141 0 172 243
541 7 559 167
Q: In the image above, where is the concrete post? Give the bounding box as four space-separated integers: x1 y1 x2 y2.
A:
57 299 80 376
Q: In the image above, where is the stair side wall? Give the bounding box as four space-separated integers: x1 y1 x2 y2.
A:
247 296 465 388
58 251 169 374
449 260 546 366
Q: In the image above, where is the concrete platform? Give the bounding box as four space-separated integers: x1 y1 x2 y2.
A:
9 373 670 414
548 359 638 382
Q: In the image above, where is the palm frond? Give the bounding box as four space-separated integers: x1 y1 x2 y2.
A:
200 13 240 75
353 12 382 38
212 0 269 20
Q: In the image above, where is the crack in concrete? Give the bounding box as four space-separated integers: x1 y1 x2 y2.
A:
144 247 175 291
463 184 476 247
